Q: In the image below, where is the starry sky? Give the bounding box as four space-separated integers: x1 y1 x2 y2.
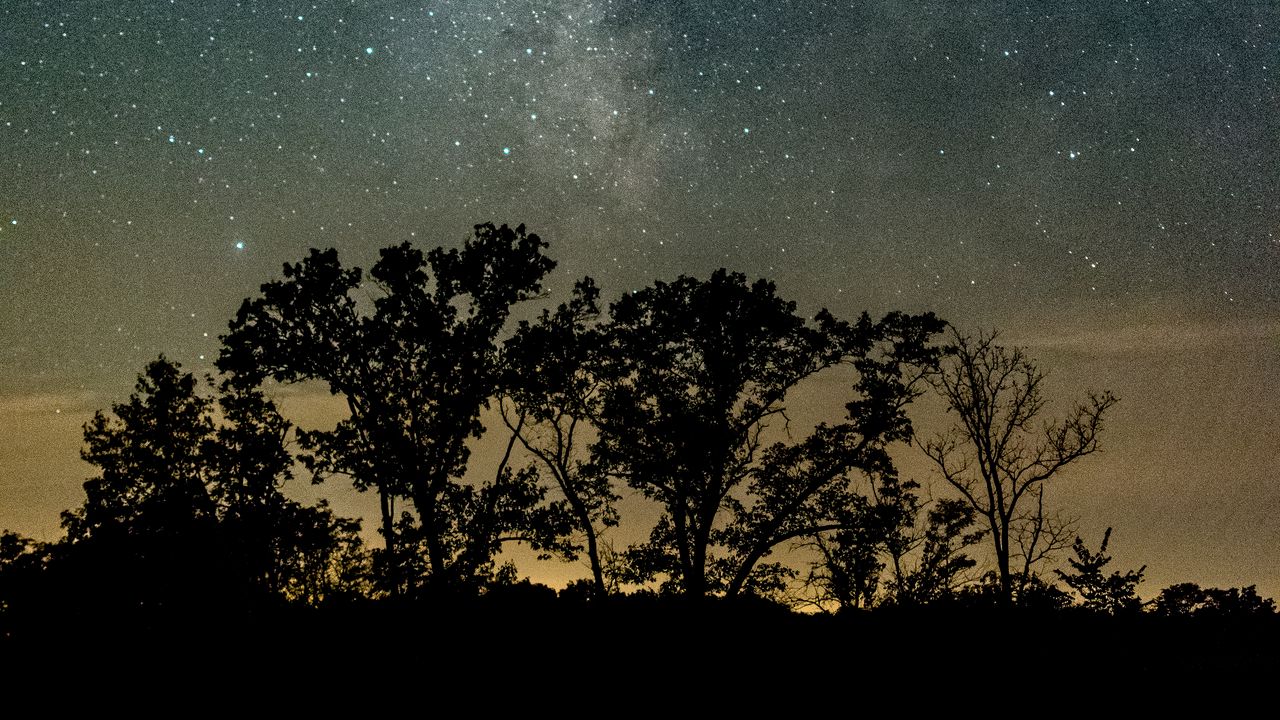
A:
1 1 1277 596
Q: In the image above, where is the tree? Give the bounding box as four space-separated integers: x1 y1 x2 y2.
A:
921 328 1117 604
799 474 983 612
219 222 571 594
1054 527 1145 614
0 531 49 627
885 496 985 606
799 500 887 611
59 358 221 614
592 269 945 598
54 358 232 612
1153 583 1277 618
57 357 367 611
205 379 371 602
498 277 619 599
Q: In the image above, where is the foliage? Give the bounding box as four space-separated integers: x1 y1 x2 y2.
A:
889 497 986 606
592 268 945 597
498 277 619 598
798 472 984 612
1054 527 1145 614
0 531 48 620
220 222 570 594
1153 583 1276 618
957 571 1073 610
55 357 368 610
63 357 216 543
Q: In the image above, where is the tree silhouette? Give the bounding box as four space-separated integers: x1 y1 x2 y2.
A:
799 475 983 611
205 379 370 602
592 269 945 598
884 495 985 606
63 357 217 545
0 531 48 628
57 357 366 611
54 358 228 612
219 223 570 594
800 500 888 610
921 328 1117 604
1153 583 1276 618
498 277 619 599
1054 527 1145 614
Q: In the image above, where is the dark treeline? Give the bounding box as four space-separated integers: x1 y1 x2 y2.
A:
2 223 1275 674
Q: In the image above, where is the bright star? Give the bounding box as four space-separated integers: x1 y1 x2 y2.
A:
235 241 245 250
365 47 374 55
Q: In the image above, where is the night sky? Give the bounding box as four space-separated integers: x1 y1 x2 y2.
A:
2 2 1277 596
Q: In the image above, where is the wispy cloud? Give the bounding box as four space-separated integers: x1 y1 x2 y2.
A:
0 391 101 417
1009 318 1280 355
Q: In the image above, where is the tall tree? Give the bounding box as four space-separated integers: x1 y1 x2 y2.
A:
592 269 945 598
219 222 567 593
205 379 370 601
58 357 367 610
498 277 618 598
921 328 1118 604
63 357 216 545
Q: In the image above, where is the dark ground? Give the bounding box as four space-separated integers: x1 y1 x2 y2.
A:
5 592 1276 696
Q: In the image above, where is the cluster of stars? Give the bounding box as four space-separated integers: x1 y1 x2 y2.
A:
0 1 1271 388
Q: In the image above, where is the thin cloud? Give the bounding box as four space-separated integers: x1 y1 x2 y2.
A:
0 391 101 417
1009 318 1280 355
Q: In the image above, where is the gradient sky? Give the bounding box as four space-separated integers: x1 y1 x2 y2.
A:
1 1 1276 597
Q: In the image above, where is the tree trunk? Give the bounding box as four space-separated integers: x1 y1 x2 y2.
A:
415 483 448 589
672 500 695 596
565 494 607 599
687 506 716 599
379 488 399 597
996 522 1012 605
585 522 607 599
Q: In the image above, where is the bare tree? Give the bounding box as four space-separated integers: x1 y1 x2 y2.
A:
920 328 1117 604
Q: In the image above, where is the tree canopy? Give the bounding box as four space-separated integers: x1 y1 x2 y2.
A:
51 357 367 613
591 269 946 598
3 221 1272 642
219 223 571 594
